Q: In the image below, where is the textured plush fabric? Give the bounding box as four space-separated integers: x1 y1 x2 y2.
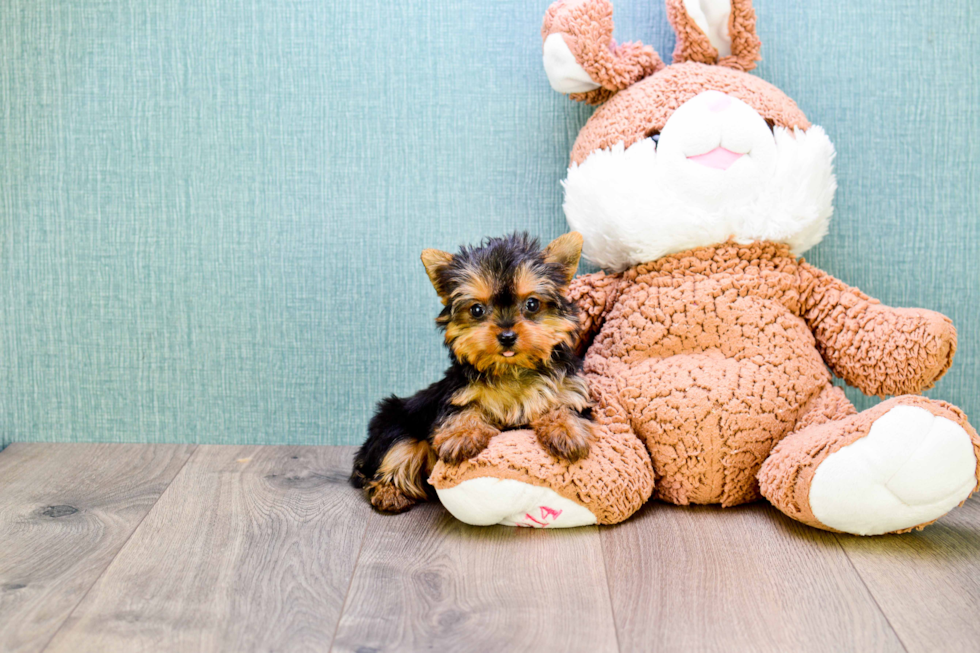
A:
666 0 761 71
0 0 978 448
759 395 980 533
432 0 978 532
569 62 810 164
797 261 956 396
429 422 655 525
542 0 665 105
562 121 836 268
433 242 980 528
572 241 965 508
475 0 978 533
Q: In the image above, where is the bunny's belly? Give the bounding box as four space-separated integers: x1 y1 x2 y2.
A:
587 289 832 506
616 348 828 506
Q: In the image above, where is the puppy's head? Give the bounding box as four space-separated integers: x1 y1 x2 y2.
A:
421 232 583 373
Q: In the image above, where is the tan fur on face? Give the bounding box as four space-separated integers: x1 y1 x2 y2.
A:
452 368 591 428
366 439 436 511
451 271 494 307
446 321 503 372
443 270 501 370
514 263 549 299
442 244 581 373
516 315 579 361
448 312 579 374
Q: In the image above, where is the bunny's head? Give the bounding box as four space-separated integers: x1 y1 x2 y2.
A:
543 0 836 271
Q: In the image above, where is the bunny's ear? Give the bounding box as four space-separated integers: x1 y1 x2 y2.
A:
542 0 664 105
666 0 761 72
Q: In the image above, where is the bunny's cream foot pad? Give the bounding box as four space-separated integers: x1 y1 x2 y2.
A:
437 477 596 528
809 404 977 535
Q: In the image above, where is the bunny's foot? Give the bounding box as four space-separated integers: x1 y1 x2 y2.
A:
760 396 980 535
430 423 653 527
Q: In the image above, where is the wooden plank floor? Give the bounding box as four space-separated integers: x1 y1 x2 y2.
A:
1 444 978 652
0 444 195 653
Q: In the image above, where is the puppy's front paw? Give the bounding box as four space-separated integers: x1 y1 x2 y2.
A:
433 428 495 464
433 413 499 464
534 411 594 463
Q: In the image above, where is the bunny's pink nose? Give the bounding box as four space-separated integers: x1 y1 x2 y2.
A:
705 91 732 113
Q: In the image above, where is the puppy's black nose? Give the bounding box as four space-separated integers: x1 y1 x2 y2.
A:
497 330 517 347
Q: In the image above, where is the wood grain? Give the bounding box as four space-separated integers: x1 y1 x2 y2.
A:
331 502 619 653
43 445 371 653
5 443 979 653
0 443 194 653
600 501 905 652
837 494 980 653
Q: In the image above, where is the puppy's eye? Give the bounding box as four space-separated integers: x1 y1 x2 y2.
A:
469 304 486 319
649 132 661 146
524 298 540 314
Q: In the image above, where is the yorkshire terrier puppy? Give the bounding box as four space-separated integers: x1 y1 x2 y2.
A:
351 232 596 513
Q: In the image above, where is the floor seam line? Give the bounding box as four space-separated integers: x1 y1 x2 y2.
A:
833 533 910 653
35 443 200 653
599 527 624 653
327 509 373 652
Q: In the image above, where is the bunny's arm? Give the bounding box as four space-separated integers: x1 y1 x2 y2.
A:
566 270 625 357
796 262 956 397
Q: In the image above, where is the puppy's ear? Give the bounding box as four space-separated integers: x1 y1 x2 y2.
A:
420 249 454 301
543 232 583 286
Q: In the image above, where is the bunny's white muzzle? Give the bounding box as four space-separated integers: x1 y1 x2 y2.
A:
562 91 837 271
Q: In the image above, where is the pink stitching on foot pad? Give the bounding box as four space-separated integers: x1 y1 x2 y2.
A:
540 506 562 520
517 506 563 528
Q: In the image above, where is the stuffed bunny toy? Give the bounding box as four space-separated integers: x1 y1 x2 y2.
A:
429 0 980 535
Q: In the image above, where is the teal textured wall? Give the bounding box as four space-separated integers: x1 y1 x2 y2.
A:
1 0 977 447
